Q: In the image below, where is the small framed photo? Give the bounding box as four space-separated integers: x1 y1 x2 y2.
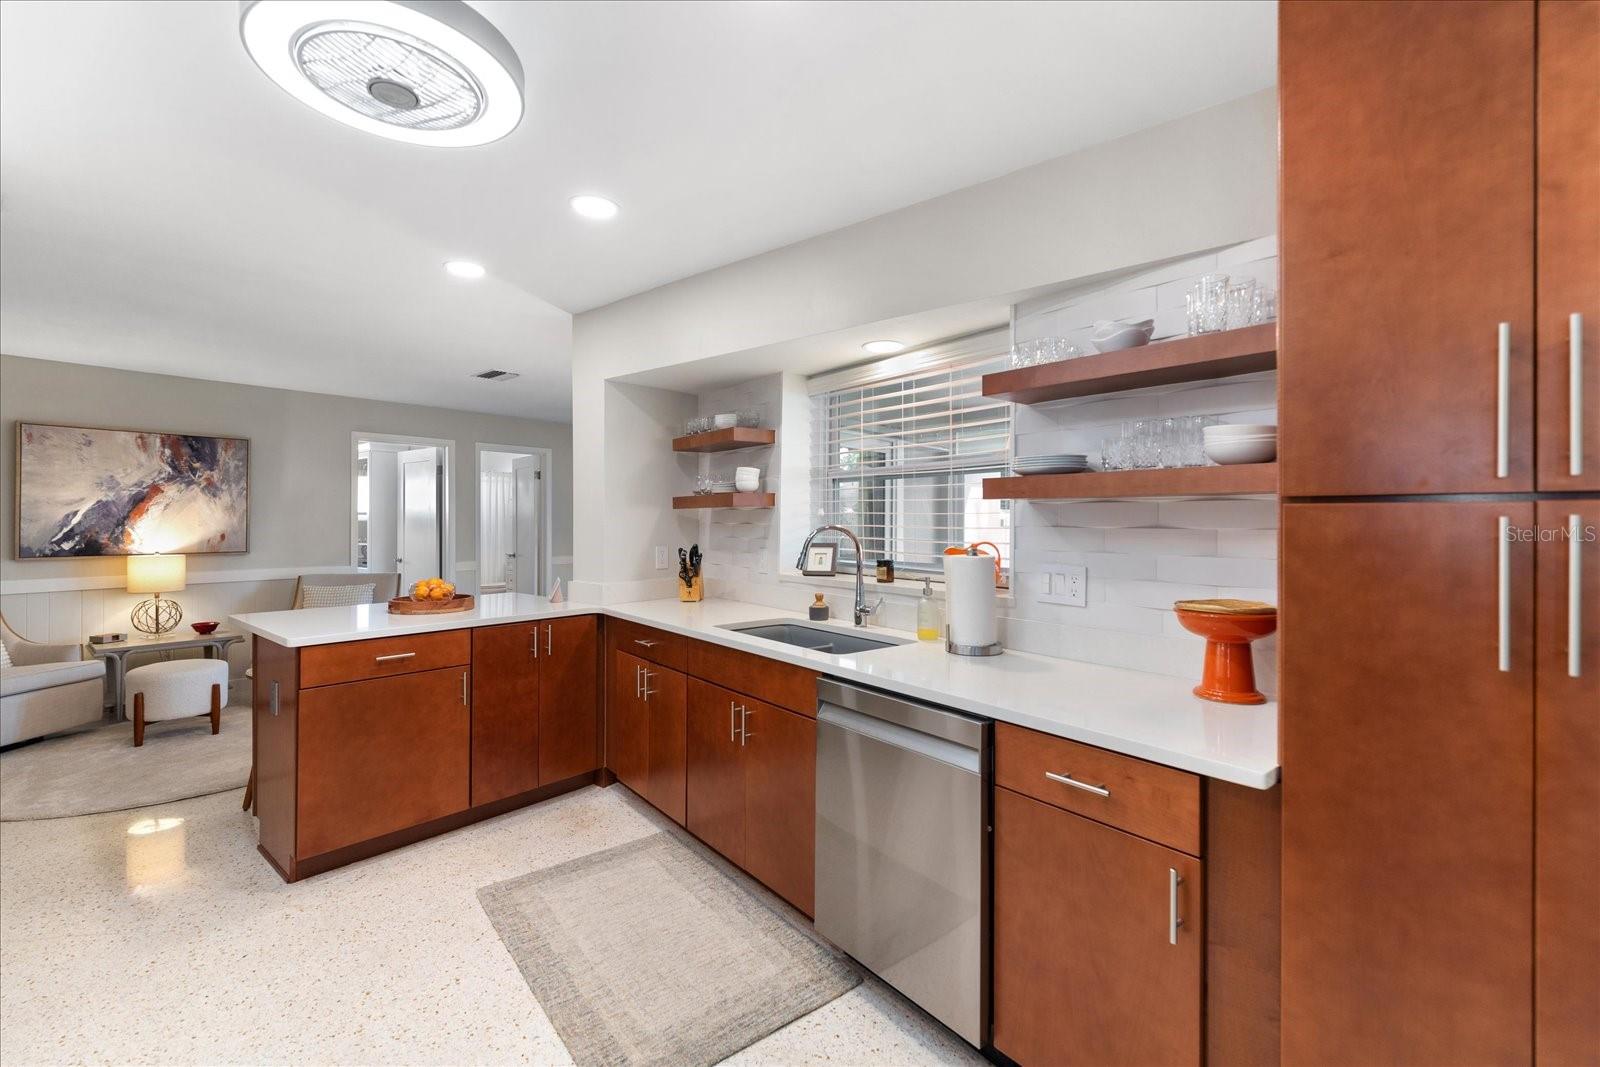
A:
801 543 838 576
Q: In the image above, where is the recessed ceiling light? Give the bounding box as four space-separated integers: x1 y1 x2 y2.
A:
570 195 620 221
445 260 486 279
239 1 525 148
862 340 906 355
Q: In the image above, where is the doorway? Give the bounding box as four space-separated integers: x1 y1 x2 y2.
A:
353 433 454 589
477 444 549 596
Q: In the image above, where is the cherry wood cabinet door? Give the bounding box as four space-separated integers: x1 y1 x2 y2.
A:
297 667 470 857
1279 0 1535 494
1537 0 1600 491
538 616 599 783
643 664 687 826
1281 502 1535 1066
1536 499 1600 1064
470 623 540 806
685 679 746 866
743 701 816 916
608 651 650 795
992 788 1202 1067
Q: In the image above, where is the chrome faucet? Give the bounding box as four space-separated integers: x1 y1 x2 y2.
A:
796 524 884 627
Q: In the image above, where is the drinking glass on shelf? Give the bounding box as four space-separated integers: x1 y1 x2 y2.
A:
1225 281 1257 330
1250 286 1277 324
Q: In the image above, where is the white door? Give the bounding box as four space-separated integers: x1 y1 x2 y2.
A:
398 447 440 590
512 455 541 595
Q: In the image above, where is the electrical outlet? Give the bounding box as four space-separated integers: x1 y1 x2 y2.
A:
654 546 670 570
1039 565 1088 607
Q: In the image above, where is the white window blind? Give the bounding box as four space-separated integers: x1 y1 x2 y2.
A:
809 331 1012 577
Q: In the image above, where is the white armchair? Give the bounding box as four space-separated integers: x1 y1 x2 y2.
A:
1 615 106 747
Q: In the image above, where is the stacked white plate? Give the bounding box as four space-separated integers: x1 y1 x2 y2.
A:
1012 453 1089 475
709 480 738 493
1203 424 1277 465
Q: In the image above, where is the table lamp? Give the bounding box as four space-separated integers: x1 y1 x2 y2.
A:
127 553 186 637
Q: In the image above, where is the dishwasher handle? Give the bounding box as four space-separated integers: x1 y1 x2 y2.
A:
818 702 982 775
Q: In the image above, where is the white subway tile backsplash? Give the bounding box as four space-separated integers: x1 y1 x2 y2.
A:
1102 528 1220 557
1156 498 1278 529
1216 529 1279 558
1156 555 1278 588
1103 579 1220 609
1216 235 1278 266
1041 501 1162 528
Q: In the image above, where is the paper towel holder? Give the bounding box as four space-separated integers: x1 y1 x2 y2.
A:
946 626 1003 657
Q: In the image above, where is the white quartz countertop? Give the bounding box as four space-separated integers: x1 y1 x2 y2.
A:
230 592 1279 789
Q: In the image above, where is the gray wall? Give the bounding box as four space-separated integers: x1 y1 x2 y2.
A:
0 353 572 584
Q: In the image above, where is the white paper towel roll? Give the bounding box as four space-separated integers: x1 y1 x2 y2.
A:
944 553 999 649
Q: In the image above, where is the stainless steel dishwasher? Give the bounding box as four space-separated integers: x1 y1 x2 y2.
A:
814 678 991 1048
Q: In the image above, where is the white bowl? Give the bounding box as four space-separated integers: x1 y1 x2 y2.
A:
1203 423 1277 437
1204 438 1278 464
734 466 760 477
734 476 761 493
1089 321 1156 353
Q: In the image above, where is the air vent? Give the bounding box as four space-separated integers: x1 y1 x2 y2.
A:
473 369 520 382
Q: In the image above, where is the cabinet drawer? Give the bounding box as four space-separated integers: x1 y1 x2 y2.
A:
609 618 686 671
686 639 819 716
300 630 471 688
995 722 1201 856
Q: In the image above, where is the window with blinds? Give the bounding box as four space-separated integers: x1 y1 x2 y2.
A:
809 332 1012 579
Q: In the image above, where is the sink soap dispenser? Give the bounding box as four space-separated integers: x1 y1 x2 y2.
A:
917 577 942 641
809 593 830 622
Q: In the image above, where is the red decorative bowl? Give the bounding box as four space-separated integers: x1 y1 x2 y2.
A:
1172 599 1277 705
190 621 219 635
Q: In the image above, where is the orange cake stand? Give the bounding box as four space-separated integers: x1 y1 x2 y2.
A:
1172 599 1278 705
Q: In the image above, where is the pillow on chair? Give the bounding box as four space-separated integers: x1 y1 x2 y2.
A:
299 584 375 608
0 640 11 669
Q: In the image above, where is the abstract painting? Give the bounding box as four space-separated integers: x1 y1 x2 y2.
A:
16 423 248 557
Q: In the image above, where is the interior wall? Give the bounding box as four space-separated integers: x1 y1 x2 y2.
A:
570 88 1279 596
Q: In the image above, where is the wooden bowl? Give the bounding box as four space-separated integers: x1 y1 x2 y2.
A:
387 593 475 615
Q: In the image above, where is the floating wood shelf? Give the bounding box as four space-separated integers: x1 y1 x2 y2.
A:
671 427 777 453
672 492 777 510
983 462 1278 501
982 323 1277 405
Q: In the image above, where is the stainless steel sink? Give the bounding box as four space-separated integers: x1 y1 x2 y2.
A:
718 619 909 656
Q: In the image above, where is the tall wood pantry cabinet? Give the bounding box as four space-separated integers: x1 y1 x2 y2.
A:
1279 2 1599 1064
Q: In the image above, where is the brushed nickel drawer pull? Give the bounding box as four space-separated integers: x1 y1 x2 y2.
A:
1045 770 1110 798
546 623 553 656
270 680 280 716
1571 313 1585 477
1169 868 1184 945
1498 515 1512 672
1570 513 1583 679
375 652 416 663
461 670 468 706
1496 321 1511 479
739 705 750 746
634 638 659 648
642 670 657 700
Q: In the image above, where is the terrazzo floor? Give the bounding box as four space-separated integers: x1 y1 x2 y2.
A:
0 783 985 1066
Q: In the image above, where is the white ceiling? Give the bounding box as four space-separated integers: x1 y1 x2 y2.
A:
0 1 1276 421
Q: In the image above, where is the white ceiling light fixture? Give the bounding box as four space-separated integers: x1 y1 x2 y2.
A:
444 259 486 279
569 194 619 221
862 340 907 355
239 1 524 147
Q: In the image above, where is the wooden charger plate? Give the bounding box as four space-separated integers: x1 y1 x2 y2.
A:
388 593 475 615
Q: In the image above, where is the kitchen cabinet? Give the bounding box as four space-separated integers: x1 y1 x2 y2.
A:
538 616 600 783
1536 0 1600 491
992 786 1202 1067
1280 502 1535 1065
610 648 687 825
297 666 472 858
1536 499 1600 1063
1279 0 1535 495
685 678 816 915
471 623 539 806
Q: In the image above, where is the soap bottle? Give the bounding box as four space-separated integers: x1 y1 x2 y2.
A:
917 577 942 641
809 593 830 622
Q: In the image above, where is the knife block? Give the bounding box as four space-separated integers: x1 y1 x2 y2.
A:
678 576 704 602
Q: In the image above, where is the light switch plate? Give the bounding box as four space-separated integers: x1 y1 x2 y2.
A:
654 546 670 570
1039 565 1087 607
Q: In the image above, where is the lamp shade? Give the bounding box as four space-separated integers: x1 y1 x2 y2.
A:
126 553 186 594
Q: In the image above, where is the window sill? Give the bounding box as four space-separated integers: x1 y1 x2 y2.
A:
777 569 1015 605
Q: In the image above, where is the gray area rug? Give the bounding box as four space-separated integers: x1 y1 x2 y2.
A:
0 706 251 821
478 830 860 1066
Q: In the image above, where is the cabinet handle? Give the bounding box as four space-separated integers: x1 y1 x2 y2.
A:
1498 515 1512 673
1045 770 1111 798
1570 513 1583 679
1169 868 1184 945
461 670 469 706
729 701 737 743
634 638 659 648
1496 321 1510 479
531 628 539 658
739 705 750 746
634 664 644 699
642 670 656 700
1571 313 1585 477
546 623 553 656
375 652 416 663
269 680 280 717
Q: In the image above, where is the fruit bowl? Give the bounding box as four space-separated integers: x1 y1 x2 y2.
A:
190 621 219 635
388 593 475 615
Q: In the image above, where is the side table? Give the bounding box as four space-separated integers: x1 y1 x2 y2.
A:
87 631 245 721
